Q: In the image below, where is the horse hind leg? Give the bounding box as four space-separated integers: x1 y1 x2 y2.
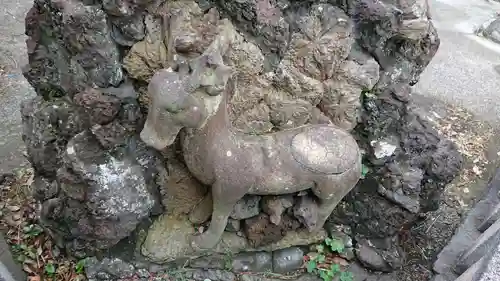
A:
191 180 246 250
311 171 359 231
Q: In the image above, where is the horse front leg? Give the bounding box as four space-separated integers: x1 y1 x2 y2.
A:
191 180 245 250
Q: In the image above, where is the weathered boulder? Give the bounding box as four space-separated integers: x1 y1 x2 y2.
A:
37 129 164 257
330 88 462 238
21 88 164 257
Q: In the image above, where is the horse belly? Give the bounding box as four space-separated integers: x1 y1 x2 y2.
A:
250 173 313 195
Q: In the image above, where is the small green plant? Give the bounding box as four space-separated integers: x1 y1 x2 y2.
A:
305 235 354 281
75 259 86 274
22 224 43 238
360 164 370 179
165 268 187 281
340 271 354 281
325 237 345 253
45 263 56 276
223 252 233 270
11 243 36 263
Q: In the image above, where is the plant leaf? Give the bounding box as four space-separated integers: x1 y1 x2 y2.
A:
45 263 56 276
306 260 317 273
23 264 34 273
329 238 345 253
361 164 370 179
319 270 330 281
316 244 325 253
325 238 333 246
75 259 85 274
340 271 354 281
330 263 341 273
317 254 326 263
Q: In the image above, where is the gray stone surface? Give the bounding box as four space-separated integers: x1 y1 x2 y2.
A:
355 237 404 273
0 234 25 281
230 196 262 220
272 247 304 274
0 0 36 174
415 0 500 125
456 218 500 273
231 252 272 273
478 203 500 232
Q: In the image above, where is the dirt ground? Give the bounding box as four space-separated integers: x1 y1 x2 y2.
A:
394 93 500 281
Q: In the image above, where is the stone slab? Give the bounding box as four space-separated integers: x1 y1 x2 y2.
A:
455 218 500 274
478 203 500 232
456 257 484 281
433 168 500 280
141 214 327 263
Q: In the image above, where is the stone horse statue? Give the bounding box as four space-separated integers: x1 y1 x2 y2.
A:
140 20 362 250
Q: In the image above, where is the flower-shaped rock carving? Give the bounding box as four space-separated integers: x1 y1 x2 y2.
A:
123 1 220 82
319 79 361 131
284 4 354 81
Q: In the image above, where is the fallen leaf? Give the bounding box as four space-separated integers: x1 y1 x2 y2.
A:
6 205 20 212
331 256 349 266
12 213 22 221
28 276 41 281
472 166 482 176
24 258 36 265
4 216 21 227
25 173 34 187
23 264 34 273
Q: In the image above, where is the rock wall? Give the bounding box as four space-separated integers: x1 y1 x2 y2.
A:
21 0 462 272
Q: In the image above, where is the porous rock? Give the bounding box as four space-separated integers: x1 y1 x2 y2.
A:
231 195 262 220
231 252 273 272
84 257 140 281
244 213 301 248
272 247 305 273
226 218 241 232
21 0 457 264
39 131 163 257
331 89 462 239
189 254 226 269
73 88 122 125
24 0 123 97
261 195 294 225
293 195 319 231
184 269 236 281
355 237 405 273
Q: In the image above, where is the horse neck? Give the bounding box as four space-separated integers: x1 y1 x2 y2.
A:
200 91 233 145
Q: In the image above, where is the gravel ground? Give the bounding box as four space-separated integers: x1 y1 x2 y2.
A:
0 0 35 174
414 0 500 126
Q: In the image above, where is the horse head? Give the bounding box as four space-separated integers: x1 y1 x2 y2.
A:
140 53 233 150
